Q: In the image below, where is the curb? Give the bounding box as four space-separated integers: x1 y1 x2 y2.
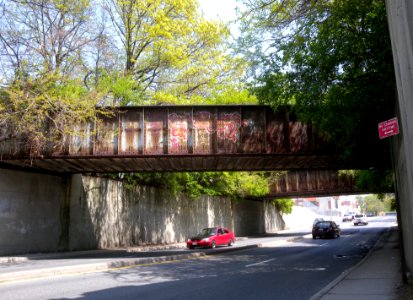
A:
308 226 395 300
0 252 206 284
0 235 305 285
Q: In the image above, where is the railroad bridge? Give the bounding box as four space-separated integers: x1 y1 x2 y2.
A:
0 105 386 174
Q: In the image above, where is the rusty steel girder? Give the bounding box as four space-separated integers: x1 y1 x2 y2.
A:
262 170 368 198
0 106 372 173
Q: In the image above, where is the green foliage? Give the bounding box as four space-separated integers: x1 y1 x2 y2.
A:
237 0 396 164
111 171 272 201
104 0 246 101
357 194 395 214
270 198 294 215
0 75 106 153
355 169 394 195
207 87 258 105
0 0 255 154
98 73 144 105
152 86 258 105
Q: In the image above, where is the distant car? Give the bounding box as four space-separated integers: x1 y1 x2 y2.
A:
353 214 368 226
313 218 324 226
187 227 235 249
312 221 341 239
342 212 356 222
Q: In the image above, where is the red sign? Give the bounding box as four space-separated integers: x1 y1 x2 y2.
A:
378 117 399 139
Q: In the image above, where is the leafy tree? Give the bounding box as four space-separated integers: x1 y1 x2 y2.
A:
0 0 95 79
0 0 253 152
0 0 263 204
0 1 111 153
357 194 394 214
103 0 247 104
0 74 108 153
236 0 396 166
355 169 394 195
270 198 294 215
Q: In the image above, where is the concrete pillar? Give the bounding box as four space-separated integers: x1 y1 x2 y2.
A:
386 0 413 277
0 169 67 255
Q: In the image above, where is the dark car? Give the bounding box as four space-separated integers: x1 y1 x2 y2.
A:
187 227 235 249
312 221 341 239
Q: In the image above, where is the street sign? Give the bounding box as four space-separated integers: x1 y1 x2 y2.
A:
378 117 399 139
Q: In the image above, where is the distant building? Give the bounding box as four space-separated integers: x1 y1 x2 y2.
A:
294 195 360 217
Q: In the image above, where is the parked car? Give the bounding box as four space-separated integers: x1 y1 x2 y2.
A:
312 221 341 239
353 214 368 226
187 227 235 249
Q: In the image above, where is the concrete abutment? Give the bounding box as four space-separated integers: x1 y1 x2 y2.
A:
0 169 285 255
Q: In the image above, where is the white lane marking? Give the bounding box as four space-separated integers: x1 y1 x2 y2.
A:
319 243 328 247
293 267 326 271
245 258 275 268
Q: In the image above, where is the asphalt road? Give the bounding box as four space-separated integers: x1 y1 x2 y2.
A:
0 216 396 300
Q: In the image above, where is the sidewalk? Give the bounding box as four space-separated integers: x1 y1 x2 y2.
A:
0 227 405 300
311 226 403 300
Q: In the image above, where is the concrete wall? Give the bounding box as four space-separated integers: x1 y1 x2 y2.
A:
233 199 266 236
69 175 284 250
0 169 67 255
264 201 285 233
386 0 413 275
0 170 285 254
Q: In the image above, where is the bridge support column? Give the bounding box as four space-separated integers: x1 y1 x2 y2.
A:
386 0 413 280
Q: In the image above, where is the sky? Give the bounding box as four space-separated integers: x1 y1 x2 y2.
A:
198 0 238 22
198 0 240 38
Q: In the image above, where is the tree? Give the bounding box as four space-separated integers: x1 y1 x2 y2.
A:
358 194 394 214
0 74 110 155
355 169 394 195
0 0 96 80
103 0 248 104
0 1 108 153
236 0 396 165
0 0 261 197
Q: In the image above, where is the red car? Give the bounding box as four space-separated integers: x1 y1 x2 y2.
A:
187 227 236 249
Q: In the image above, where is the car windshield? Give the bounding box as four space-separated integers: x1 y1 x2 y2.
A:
201 228 216 236
355 214 364 218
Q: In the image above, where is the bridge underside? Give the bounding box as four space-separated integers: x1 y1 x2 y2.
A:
0 154 343 173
